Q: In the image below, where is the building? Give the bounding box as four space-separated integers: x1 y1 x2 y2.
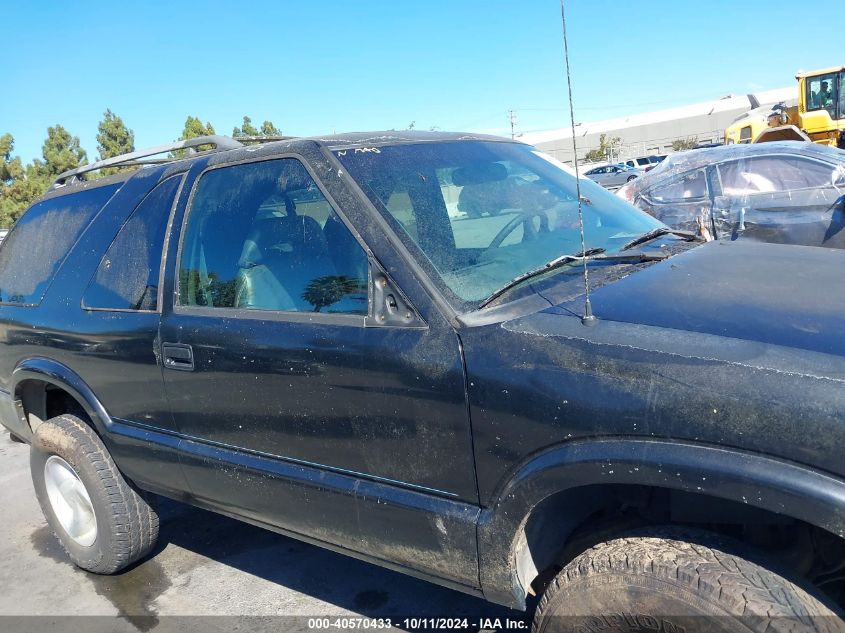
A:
520 87 793 165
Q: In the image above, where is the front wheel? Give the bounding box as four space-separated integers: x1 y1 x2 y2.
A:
30 414 159 574
532 529 842 633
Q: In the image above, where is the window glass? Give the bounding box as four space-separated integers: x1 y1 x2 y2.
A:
739 126 753 143
839 73 845 119
0 184 120 305
83 176 181 311
335 142 662 305
179 159 367 315
649 169 707 201
806 74 836 117
717 156 836 195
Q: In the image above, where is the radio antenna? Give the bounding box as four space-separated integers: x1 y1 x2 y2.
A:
559 0 595 325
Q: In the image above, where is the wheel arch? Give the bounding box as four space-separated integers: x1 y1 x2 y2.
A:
11 357 113 439
478 438 845 610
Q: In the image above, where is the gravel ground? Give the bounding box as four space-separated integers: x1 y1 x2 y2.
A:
0 433 527 633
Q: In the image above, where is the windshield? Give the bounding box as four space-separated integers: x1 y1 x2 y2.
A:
335 141 663 307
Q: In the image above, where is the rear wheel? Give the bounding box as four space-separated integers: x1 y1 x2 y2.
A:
30 414 159 574
532 529 842 633
626 175 638 182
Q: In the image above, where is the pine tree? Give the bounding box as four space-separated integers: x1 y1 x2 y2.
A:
42 125 87 176
95 110 135 176
97 109 135 160
233 116 260 137
0 133 49 227
260 120 281 136
172 116 216 157
180 116 216 141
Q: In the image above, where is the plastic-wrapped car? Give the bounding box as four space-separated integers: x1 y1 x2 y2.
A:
617 142 845 247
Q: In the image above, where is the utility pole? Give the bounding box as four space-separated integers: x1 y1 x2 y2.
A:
508 110 518 139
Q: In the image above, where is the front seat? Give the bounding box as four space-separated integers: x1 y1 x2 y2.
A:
236 214 336 311
234 259 296 311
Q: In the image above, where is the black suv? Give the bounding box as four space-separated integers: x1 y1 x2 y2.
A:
1 132 844 632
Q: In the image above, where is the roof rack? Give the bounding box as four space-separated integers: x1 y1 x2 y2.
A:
51 135 244 189
231 135 297 144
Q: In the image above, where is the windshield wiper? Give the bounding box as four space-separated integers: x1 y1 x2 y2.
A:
620 227 700 251
478 248 669 309
479 248 605 308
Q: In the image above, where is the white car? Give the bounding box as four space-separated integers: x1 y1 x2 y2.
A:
584 163 644 188
623 155 663 170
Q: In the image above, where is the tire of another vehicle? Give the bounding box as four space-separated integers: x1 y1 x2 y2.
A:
30 414 159 574
626 175 638 182
532 528 843 633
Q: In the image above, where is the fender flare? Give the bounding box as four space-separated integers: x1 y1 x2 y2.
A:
11 357 113 436
477 438 845 609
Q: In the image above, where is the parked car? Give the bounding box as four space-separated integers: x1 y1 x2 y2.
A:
2 131 845 631
622 155 661 171
617 141 845 246
584 162 644 188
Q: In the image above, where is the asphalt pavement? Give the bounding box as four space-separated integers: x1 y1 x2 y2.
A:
0 433 527 633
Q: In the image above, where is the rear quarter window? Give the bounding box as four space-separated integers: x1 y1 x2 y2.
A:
0 184 120 306
83 176 182 311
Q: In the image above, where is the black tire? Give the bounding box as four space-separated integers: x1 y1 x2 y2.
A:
29 414 159 574
532 529 843 633
626 175 638 182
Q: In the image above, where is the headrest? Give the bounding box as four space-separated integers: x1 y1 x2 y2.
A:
452 162 508 187
238 215 324 268
277 168 316 196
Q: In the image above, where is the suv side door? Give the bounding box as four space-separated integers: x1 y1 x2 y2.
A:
158 153 480 587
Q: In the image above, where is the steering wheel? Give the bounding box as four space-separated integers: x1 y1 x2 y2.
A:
487 210 550 250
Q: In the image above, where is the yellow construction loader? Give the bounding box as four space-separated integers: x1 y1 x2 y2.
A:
724 66 845 148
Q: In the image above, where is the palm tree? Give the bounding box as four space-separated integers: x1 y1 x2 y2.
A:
302 275 363 312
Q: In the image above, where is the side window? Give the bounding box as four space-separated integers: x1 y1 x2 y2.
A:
178 159 368 315
649 169 707 202
806 75 836 116
717 156 836 195
83 176 182 311
0 184 121 305
839 73 845 118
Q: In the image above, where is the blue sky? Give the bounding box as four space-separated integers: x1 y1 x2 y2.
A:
2 0 841 164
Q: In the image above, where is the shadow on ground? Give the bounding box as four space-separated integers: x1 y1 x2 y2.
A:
31 495 529 632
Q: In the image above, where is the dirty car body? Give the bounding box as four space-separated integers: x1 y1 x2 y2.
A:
1 132 845 617
618 141 845 247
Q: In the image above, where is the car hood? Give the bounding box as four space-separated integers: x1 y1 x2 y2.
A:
550 240 845 357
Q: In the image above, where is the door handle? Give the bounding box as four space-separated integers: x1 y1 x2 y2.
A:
162 343 194 371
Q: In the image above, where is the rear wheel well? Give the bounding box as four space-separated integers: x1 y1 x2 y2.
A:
519 484 845 609
18 380 90 433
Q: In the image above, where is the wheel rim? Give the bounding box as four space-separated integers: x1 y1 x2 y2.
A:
43 455 97 547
